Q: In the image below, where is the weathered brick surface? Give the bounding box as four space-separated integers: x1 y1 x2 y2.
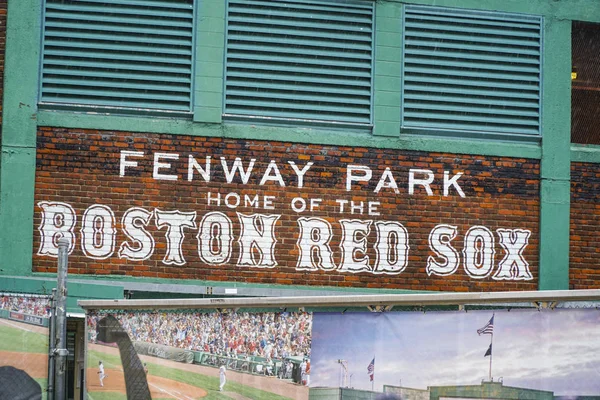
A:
33 127 540 292
570 162 600 289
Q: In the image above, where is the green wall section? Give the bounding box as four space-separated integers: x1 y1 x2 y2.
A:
1 0 597 293
0 0 41 276
430 382 555 400
310 383 557 400
194 0 226 123
309 387 379 400
373 1 403 137
35 111 544 159
0 148 36 275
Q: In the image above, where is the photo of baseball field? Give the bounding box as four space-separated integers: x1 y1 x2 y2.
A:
86 310 312 399
0 294 50 400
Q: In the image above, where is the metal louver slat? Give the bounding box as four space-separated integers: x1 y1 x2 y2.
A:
402 5 542 137
404 39 541 56
404 93 540 108
40 0 194 113
225 0 374 126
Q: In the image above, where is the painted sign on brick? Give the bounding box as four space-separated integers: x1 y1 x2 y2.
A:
33 128 540 291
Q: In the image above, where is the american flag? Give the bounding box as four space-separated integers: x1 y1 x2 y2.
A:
477 315 494 335
367 358 375 381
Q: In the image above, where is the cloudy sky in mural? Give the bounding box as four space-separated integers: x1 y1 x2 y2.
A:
310 308 600 396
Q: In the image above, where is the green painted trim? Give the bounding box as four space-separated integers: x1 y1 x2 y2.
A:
538 18 571 290
396 0 600 21
372 1 402 137
1 0 41 148
0 149 36 275
539 180 570 290
0 0 42 276
194 0 225 123
553 0 600 23
571 144 600 163
29 272 424 296
37 110 220 135
0 276 124 313
37 110 542 159
0 276 123 299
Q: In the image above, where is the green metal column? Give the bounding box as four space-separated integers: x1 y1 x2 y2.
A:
194 0 225 123
0 0 41 275
538 18 571 290
372 1 402 137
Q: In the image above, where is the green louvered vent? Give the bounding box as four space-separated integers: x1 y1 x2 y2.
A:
225 0 374 126
402 6 542 136
41 0 194 113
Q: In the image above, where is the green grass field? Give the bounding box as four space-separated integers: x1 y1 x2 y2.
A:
0 323 48 400
0 323 48 353
87 349 293 400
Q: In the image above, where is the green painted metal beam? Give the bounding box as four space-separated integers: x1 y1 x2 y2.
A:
373 1 402 137
194 0 225 123
538 18 571 290
0 0 42 276
0 276 124 314
399 0 600 22
571 144 600 163
37 110 542 159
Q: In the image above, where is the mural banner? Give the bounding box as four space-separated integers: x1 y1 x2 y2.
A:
310 309 600 400
85 309 312 399
83 305 600 400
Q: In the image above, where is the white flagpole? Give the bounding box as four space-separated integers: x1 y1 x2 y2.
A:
489 313 495 381
370 357 375 392
489 332 493 381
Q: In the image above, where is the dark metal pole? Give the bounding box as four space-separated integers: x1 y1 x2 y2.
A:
55 238 69 400
47 288 57 400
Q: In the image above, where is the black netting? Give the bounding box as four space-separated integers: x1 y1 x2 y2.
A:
572 21 600 145
96 315 152 400
0 366 42 400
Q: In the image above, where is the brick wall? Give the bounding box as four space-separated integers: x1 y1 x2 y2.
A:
33 127 540 292
570 162 600 289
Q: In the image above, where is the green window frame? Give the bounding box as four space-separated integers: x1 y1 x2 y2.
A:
401 5 543 139
39 0 196 115
224 0 375 129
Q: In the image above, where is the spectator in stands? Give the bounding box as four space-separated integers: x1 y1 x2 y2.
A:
87 309 313 379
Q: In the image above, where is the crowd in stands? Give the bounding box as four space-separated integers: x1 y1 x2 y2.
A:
0 294 51 317
87 310 312 361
